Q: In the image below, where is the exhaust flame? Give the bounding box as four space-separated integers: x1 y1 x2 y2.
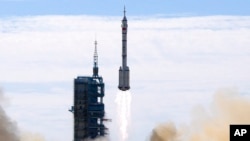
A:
115 91 132 141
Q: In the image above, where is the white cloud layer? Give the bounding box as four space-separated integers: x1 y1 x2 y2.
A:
1 15 250 141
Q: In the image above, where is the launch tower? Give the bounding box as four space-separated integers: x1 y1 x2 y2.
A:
70 41 107 141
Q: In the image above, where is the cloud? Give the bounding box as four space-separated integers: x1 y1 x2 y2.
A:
0 15 250 141
1 15 250 84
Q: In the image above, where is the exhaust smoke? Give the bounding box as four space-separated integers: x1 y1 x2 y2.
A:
20 132 46 141
0 88 46 141
0 89 19 141
115 91 132 141
150 122 179 141
150 89 250 141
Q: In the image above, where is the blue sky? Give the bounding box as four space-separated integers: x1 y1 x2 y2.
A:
0 0 250 16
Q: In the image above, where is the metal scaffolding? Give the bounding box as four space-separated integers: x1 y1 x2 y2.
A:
71 76 106 140
69 40 108 141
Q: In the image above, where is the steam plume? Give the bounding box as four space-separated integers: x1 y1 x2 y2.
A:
115 91 132 141
150 89 250 141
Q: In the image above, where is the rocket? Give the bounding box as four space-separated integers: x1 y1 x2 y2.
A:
118 7 130 91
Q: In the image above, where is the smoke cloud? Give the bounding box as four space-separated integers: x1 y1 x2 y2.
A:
0 89 19 141
150 89 250 141
0 88 46 141
150 122 179 141
20 132 46 141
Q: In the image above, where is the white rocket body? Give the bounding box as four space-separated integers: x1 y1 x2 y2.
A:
118 9 130 91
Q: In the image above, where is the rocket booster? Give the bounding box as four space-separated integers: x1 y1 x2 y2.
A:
118 7 130 91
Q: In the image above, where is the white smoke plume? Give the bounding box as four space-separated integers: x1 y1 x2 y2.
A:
150 89 250 141
115 91 132 141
